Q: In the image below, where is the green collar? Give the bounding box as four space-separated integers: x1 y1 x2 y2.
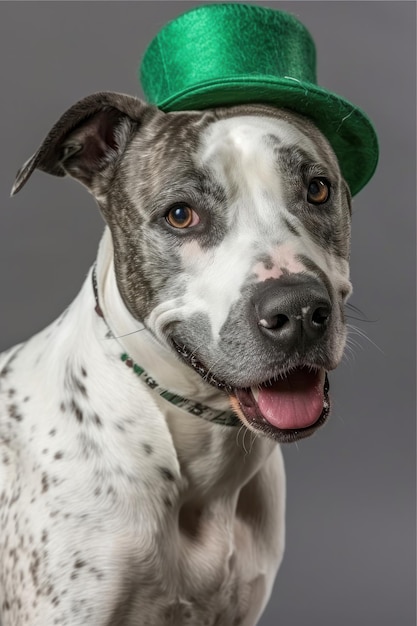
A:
92 266 240 428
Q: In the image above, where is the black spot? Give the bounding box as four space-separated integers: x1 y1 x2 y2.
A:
81 367 87 378
159 467 175 482
74 559 86 568
65 365 88 397
70 399 83 423
8 404 23 421
264 132 282 147
89 566 104 580
0 365 11 378
60 402 66 412
41 529 48 543
163 497 173 508
54 451 63 460
143 443 153 455
7 388 16 398
29 550 40 587
74 377 88 397
49 429 57 437
41 473 49 493
23 396 30 402
94 414 102 426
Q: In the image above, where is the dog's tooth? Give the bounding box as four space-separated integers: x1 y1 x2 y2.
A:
252 387 260 403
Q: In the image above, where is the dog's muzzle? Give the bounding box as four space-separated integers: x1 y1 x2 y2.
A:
173 275 334 443
228 276 332 441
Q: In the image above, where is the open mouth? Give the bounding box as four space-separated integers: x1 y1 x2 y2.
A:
172 341 330 443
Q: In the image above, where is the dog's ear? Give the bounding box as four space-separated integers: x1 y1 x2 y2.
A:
11 92 158 196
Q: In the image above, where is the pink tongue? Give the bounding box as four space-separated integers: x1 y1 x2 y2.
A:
257 369 324 430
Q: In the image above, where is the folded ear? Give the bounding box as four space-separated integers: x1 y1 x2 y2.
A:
11 92 158 196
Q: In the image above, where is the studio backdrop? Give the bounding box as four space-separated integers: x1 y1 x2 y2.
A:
0 3 415 626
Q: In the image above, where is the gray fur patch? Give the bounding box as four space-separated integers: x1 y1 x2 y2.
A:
273 142 351 259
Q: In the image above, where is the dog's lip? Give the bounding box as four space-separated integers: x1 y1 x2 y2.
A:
171 340 233 392
171 339 330 442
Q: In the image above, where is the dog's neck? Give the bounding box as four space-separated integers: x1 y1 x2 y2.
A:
94 229 230 411
90 230 275 494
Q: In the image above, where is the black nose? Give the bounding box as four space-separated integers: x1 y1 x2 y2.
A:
254 276 332 351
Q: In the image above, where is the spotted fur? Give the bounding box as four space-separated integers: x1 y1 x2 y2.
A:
0 92 352 625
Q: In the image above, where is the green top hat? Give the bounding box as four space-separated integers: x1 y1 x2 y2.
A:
139 3 378 196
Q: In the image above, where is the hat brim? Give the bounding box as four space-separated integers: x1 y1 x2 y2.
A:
154 76 378 196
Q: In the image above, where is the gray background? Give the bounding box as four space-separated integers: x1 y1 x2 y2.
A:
0 2 415 625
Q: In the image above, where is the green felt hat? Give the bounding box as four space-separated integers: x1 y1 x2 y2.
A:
139 3 378 195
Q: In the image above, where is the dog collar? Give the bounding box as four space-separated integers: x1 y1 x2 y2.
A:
91 266 240 427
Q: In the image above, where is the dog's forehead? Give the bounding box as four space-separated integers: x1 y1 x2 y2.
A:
199 114 323 166
194 113 340 214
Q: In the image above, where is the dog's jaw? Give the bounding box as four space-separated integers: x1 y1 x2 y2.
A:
171 338 330 442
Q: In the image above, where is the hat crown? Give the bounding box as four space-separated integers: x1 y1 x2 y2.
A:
141 4 317 107
139 3 379 196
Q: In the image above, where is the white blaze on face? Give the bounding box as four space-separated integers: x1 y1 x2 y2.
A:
173 116 348 342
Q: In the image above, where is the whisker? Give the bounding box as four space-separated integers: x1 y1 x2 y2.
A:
345 336 364 352
342 342 356 360
347 323 384 354
247 429 259 455
345 315 375 323
112 327 147 340
345 302 377 323
236 424 247 452
242 427 251 456
204 355 224 382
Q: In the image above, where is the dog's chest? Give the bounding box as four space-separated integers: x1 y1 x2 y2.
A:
0 334 272 626
1 425 265 625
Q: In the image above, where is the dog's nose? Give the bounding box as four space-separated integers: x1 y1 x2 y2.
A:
254 276 332 350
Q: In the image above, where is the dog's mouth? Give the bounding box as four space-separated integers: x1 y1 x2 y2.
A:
230 370 329 443
172 341 330 443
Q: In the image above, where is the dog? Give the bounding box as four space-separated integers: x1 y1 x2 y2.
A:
0 92 352 625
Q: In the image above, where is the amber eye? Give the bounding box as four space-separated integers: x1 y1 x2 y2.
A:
165 205 199 229
307 178 330 205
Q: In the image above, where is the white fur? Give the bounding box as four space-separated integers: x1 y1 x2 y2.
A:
0 229 285 625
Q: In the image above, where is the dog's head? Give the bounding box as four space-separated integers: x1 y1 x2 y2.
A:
13 92 352 442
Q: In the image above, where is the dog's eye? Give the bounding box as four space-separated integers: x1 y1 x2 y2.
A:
166 205 199 229
307 178 330 205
